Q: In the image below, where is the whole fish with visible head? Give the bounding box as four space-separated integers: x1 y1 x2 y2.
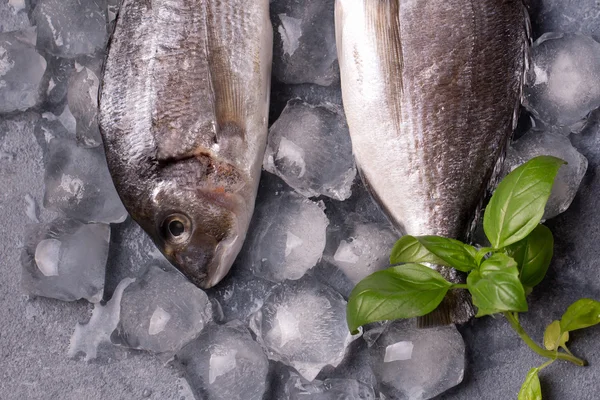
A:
335 0 529 324
99 0 272 288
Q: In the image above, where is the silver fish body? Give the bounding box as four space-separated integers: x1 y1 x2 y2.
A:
336 0 529 322
99 0 272 288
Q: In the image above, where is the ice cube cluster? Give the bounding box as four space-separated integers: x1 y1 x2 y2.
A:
2 0 596 399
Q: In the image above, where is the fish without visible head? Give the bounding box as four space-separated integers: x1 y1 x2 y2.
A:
335 0 529 323
99 0 272 288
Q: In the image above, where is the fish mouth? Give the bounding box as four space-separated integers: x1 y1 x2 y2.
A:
166 229 242 289
153 191 248 289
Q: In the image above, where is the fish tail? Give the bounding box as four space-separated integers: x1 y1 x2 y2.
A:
417 266 474 328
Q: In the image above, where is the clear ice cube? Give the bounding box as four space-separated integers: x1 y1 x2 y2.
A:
67 58 103 147
364 320 465 400
206 264 276 324
32 0 108 58
524 33 600 128
330 222 398 285
241 173 329 282
311 180 398 298
504 130 588 219
111 265 213 355
68 277 135 361
21 217 110 303
285 372 376 400
33 108 76 160
264 100 356 200
250 275 358 381
271 0 338 86
43 138 128 224
104 218 171 297
176 321 270 400
41 55 75 110
0 26 46 113
529 0 600 43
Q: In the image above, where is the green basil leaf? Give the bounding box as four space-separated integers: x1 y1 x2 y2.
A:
506 224 554 289
346 264 452 334
484 156 565 249
390 235 478 272
467 253 528 317
560 298 600 333
390 236 446 265
543 320 569 351
518 368 542 400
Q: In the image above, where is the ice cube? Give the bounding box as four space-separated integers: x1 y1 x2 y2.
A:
68 277 135 361
297 379 375 400
104 218 171 298
176 321 269 400
24 193 39 222
241 173 329 282
264 100 356 200
249 275 358 381
364 320 465 400
0 27 46 113
8 0 26 13
330 222 398 285
107 0 121 27
41 55 75 110
323 177 394 229
270 80 343 125
524 33 600 128
528 0 600 43
111 265 213 355
504 130 588 219
311 180 398 298
32 0 108 58
278 367 376 400
308 259 355 299
32 108 75 159
67 59 103 147
21 217 110 303
43 138 128 224
206 264 276 324
317 339 378 391
271 0 339 86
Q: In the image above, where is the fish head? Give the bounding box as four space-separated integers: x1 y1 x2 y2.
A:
143 182 246 289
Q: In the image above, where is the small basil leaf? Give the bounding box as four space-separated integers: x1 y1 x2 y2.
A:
484 156 565 249
506 224 554 289
518 368 542 400
390 236 446 265
560 298 600 333
543 320 569 351
415 236 478 272
346 264 452 334
467 253 528 317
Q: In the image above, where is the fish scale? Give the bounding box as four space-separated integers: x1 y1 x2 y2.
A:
336 0 529 324
100 0 272 289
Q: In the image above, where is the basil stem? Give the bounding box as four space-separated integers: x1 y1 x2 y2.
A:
503 312 586 367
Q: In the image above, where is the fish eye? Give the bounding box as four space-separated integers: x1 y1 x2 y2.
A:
160 213 192 244
169 220 185 237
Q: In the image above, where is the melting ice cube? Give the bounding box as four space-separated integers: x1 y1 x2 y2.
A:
264 100 356 201
21 217 110 303
524 33 600 128
504 130 588 220
0 27 47 113
177 321 269 400
250 275 359 381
